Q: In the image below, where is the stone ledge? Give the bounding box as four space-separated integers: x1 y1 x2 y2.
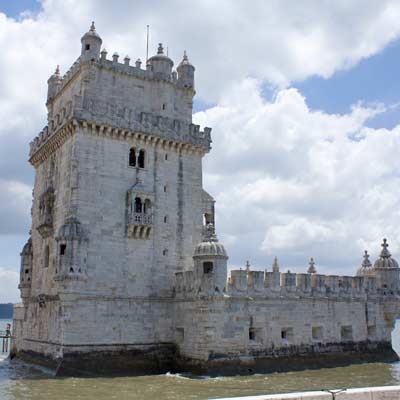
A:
212 385 400 400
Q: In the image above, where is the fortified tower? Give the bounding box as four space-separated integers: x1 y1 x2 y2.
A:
13 23 213 373
13 23 400 376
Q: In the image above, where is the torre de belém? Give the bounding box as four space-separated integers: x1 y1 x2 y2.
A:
12 23 400 375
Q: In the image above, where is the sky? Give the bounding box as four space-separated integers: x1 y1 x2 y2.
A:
1 0 400 302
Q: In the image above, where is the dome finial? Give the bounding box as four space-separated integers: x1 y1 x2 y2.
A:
307 257 316 274
245 260 251 272
90 21 96 32
55 65 60 76
362 250 372 268
380 238 391 258
183 50 188 61
157 43 164 55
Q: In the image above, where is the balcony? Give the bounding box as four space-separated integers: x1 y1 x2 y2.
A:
127 212 152 239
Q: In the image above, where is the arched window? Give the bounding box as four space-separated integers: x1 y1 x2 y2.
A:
134 197 142 213
138 150 145 168
143 199 152 214
129 148 136 167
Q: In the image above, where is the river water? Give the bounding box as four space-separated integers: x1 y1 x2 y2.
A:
0 320 400 400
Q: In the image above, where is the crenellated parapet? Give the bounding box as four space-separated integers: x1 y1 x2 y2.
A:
226 269 383 300
31 22 211 164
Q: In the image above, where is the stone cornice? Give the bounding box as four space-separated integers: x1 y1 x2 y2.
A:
29 120 75 167
77 119 209 155
29 117 210 167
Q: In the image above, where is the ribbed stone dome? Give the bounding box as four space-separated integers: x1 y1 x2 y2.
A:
373 239 399 269
193 224 228 258
21 237 32 256
57 217 84 240
194 241 227 257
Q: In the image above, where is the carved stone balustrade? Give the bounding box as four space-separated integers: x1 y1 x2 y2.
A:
127 212 153 239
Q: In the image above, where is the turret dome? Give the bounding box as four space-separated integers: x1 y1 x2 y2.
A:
148 43 173 64
57 217 85 240
373 239 399 269
20 237 32 256
81 21 102 42
177 51 194 68
194 224 227 258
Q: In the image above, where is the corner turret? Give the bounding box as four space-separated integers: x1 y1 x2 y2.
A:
19 237 33 302
177 51 195 91
47 65 62 102
372 239 400 292
193 223 228 295
80 21 102 63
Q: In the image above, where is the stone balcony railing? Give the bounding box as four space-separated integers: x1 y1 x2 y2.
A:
129 212 152 225
127 212 152 239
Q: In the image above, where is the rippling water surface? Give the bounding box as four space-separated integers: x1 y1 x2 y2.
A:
0 320 399 400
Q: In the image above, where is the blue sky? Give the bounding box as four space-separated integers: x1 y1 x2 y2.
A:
2 1 400 302
1 0 41 18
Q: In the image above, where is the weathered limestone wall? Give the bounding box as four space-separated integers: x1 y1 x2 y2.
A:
60 297 174 347
30 134 77 297
174 296 391 362
74 126 204 297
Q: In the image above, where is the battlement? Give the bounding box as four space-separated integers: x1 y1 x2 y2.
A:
227 269 382 298
30 25 210 163
53 51 178 101
174 268 395 300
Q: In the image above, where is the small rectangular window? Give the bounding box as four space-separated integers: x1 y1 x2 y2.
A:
341 326 353 341
176 327 184 343
60 244 66 256
85 44 90 51
281 327 293 343
312 326 323 341
249 327 262 342
367 325 376 339
249 329 255 341
203 262 213 274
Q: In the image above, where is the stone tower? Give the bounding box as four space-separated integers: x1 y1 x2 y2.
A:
14 23 212 372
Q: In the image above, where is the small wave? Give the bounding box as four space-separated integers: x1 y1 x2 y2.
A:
164 371 225 380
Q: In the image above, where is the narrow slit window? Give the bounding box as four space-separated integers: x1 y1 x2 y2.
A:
44 245 49 268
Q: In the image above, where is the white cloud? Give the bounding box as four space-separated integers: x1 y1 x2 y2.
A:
0 268 19 303
1 1 400 300
195 79 400 274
